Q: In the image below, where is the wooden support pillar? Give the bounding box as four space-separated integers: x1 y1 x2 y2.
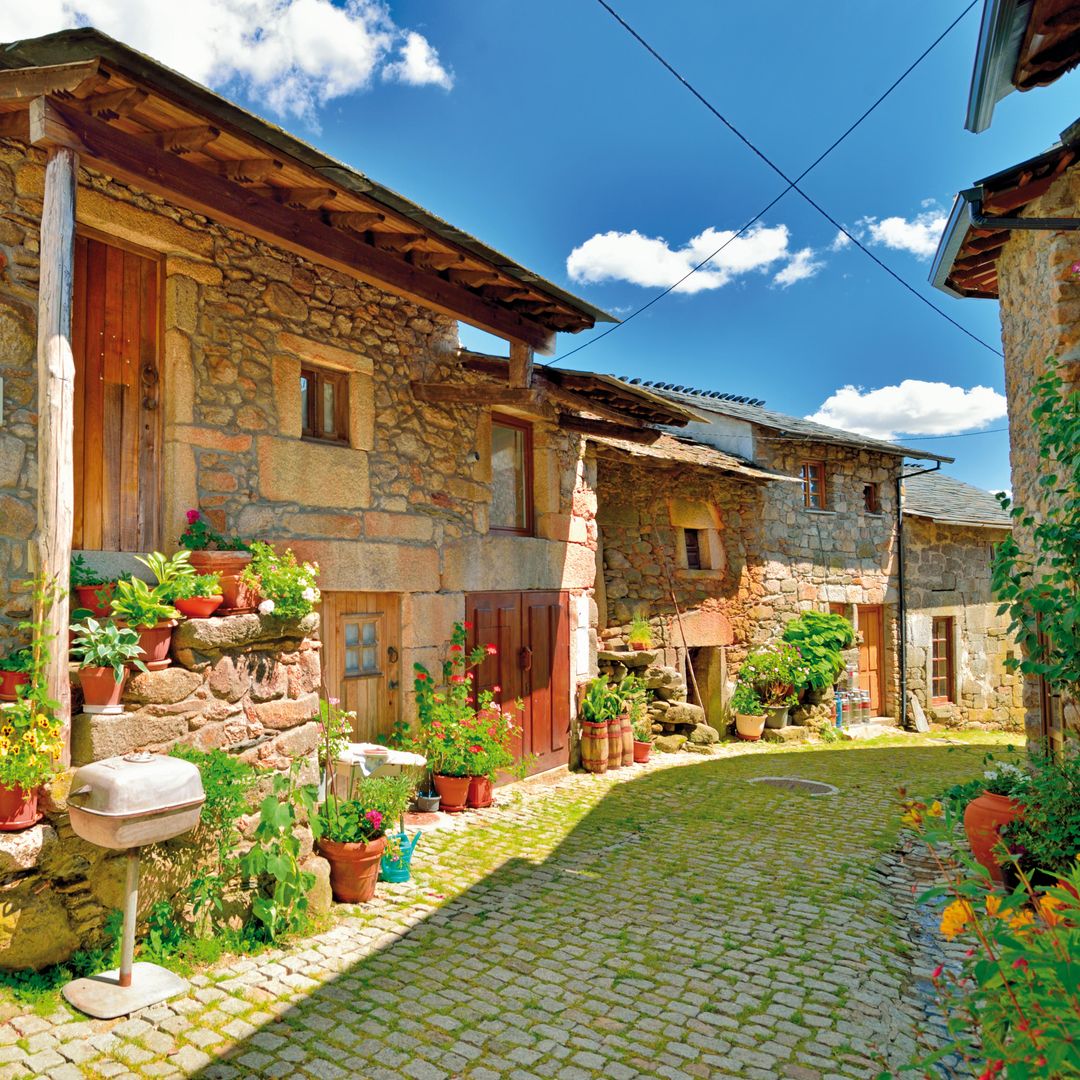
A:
509 341 534 388
35 141 78 764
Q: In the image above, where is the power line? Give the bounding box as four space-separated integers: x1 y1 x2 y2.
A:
547 0 997 368
901 426 1009 441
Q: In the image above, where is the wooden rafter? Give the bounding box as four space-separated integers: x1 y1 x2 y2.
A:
558 415 662 444
152 125 220 154
0 60 104 102
411 382 544 407
217 158 283 182
74 87 147 120
370 232 427 252
409 251 463 271
447 268 501 286
266 186 336 209
325 210 385 231
0 111 29 140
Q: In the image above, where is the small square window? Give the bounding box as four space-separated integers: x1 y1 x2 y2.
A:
301 366 348 443
684 528 703 570
863 483 880 514
490 414 533 534
801 462 826 509
343 616 381 677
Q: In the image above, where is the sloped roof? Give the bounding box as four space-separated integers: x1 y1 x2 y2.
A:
903 471 1011 528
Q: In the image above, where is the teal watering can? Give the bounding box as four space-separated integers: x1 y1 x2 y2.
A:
380 831 420 883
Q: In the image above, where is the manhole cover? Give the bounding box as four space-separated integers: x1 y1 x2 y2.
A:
746 776 838 796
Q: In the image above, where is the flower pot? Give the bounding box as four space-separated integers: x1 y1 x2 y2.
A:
607 716 624 769
75 583 116 618
414 793 441 814
763 706 790 729
629 641 649 652
620 713 634 766
432 774 471 813
187 551 256 614
0 671 30 702
317 835 386 903
735 712 767 741
633 739 652 763
174 595 224 619
79 666 127 714
964 791 1024 883
130 620 177 671
0 784 41 831
467 775 493 809
580 720 608 774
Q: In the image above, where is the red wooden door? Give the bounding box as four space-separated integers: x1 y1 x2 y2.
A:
466 591 570 776
858 605 885 715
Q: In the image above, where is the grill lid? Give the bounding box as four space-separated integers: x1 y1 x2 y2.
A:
68 752 205 818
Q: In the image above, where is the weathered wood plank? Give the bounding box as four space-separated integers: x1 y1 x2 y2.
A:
509 342 533 388
0 60 101 102
410 382 544 407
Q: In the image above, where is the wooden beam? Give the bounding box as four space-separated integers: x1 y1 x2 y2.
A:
447 268 502 286
0 111 29 140
370 232 427 252
76 87 147 120
265 186 336 209
410 251 463 271
35 144 78 764
537 379 650 427
509 341 533 388
44 98 557 352
216 158 283 182
411 381 545 407
558 415 662 444
325 210 385 231
152 125 220 154
0 60 102 103
29 97 85 152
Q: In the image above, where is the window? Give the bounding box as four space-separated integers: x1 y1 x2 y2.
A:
863 483 880 514
301 366 348 443
801 462 827 509
931 616 955 703
343 615 381 678
684 528 703 570
490 414 533 534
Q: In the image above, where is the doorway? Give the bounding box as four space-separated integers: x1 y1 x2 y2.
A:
857 604 886 715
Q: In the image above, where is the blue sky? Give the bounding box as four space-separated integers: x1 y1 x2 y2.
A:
11 0 1080 491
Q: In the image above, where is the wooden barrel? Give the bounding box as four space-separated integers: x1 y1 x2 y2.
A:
620 714 634 766
607 717 623 768
580 721 608 773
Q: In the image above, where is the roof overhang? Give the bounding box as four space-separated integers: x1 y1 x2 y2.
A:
588 432 799 482
904 509 1012 529
0 29 615 354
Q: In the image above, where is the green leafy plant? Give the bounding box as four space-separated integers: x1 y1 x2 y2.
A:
315 775 415 849
627 613 653 647
69 554 108 588
781 611 855 690
736 643 807 708
70 619 147 681
579 676 619 724
109 577 180 629
135 550 195 602
621 674 650 740
142 901 185 965
0 647 33 674
241 541 320 620
178 509 249 552
730 681 764 716
169 572 222 601
998 748 1080 878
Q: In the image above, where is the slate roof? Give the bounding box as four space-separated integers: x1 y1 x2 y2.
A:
903 471 1011 528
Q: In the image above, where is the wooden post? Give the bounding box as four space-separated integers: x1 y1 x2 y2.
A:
35 142 78 764
509 341 534 388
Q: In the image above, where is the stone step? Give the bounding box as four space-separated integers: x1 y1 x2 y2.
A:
840 719 906 741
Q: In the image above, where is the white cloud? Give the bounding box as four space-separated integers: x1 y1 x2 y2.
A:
829 230 851 252
773 247 823 288
806 380 1008 440
566 223 819 294
2 1 452 121
856 206 948 260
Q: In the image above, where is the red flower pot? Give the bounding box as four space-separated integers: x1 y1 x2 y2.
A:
131 621 177 670
630 641 648 651
0 671 30 702
432 774 471 813
964 791 1024 883
0 784 40 831
317 835 386 903
174 595 224 619
633 739 651 764
79 666 127 712
75 583 116 618
467 775 493 809
187 551 255 614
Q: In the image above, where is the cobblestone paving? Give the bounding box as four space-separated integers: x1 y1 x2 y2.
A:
0 736 1004 1079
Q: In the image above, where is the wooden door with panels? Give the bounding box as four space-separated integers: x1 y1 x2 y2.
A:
857 604 886 716
72 233 162 551
320 592 401 744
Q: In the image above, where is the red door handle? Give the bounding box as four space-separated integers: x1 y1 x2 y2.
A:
519 646 532 671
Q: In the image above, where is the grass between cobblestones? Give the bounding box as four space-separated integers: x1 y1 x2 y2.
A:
0 731 1018 1079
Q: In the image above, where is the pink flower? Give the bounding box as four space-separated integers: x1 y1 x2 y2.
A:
365 809 383 830
328 697 339 706
492 685 501 693
485 643 497 655
931 964 943 980
1071 260 1080 278
1012 958 1028 970
186 509 200 524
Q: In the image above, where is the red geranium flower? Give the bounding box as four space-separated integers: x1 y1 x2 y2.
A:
485 643 498 655
415 671 427 681
469 744 482 753
186 509 200 524
463 621 473 630
450 644 463 652
450 674 466 684
492 685 501 693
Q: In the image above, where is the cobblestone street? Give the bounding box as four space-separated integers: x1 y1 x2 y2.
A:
0 737 999 1079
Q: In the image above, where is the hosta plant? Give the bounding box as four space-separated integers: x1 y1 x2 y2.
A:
70 619 147 682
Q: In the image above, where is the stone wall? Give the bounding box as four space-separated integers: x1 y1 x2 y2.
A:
995 163 1080 740
903 517 1022 729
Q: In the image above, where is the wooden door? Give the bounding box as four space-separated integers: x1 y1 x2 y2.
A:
857 604 885 715
467 591 570 776
320 591 401 743
73 234 161 551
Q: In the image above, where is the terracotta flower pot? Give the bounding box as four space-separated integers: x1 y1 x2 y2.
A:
79 666 127 713
75 582 116 618
317 835 386 903
174 595 224 619
629 641 649 652
187 551 256 614
467 775 493 809
0 671 30 702
735 712 767 741
432 774 471 813
580 720 609 774
633 739 652 763
0 784 40 832
131 621 177 670
964 791 1024 883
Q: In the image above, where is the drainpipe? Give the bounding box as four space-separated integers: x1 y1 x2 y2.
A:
896 461 942 729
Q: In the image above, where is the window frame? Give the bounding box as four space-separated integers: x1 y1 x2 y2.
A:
489 413 534 536
930 616 955 704
801 461 827 510
683 528 704 570
863 482 880 514
301 365 350 445
341 612 383 680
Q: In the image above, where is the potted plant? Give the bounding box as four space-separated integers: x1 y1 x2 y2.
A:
631 706 652 763
70 554 120 618
962 761 1030 883
0 648 32 703
169 572 224 619
736 643 806 728
414 785 441 813
618 674 645 766
178 510 255 613
782 611 855 704
627 613 653 652
109 578 180 670
578 676 616 774
71 619 148 713
241 542 321 620
731 682 767 741
314 774 415 903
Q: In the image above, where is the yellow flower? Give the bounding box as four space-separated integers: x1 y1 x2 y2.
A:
1039 895 1068 927
0 724 12 738
941 899 974 940
928 800 944 818
985 894 1003 918
1008 909 1036 933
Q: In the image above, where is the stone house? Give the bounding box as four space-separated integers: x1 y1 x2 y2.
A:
901 471 1023 730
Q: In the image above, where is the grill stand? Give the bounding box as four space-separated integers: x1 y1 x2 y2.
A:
62 848 188 1019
